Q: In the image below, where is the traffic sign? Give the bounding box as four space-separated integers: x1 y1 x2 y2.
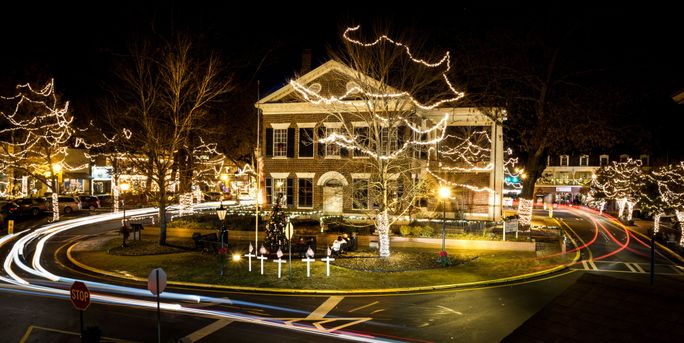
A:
7 220 14 234
148 268 167 295
70 281 91 311
285 222 294 240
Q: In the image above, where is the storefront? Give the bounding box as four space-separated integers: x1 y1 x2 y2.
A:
91 166 113 195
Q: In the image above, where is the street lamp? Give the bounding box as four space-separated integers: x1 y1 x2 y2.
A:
439 186 451 263
119 182 130 247
216 206 228 249
120 182 130 225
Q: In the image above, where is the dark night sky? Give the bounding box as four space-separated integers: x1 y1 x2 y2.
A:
2 2 684 116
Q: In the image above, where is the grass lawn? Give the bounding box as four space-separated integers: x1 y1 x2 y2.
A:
72 235 574 290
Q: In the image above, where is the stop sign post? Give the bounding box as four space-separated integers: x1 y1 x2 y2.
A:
148 268 167 343
70 281 90 338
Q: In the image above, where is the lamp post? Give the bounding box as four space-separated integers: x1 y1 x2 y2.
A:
220 173 229 207
439 186 451 263
120 182 130 247
217 206 228 249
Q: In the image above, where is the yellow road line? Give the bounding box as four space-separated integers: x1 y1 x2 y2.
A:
348 300 379 313
588 260 598 270
306 296 344 319
18 325 33 343
178 319 233 343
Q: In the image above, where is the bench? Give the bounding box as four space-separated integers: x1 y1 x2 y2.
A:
130 223 144 241
192 233 222 254
293 235 317 257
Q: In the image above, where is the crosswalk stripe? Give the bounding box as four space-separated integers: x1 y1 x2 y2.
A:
581 261 589 270
633 263 646 273
624 263 637 272
588 260 598 271
669 265 684 275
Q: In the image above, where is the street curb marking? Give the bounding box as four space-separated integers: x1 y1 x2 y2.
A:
66 236 576 295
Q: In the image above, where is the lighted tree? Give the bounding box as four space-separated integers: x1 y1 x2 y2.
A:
291 26 466 257
101 34 232 245
638 170 670 239
652 163 684 246
0 79 85 220
264 193 288 253
590 159 643 220
453 17 625 225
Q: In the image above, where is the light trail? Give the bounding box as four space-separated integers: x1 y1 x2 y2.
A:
0 204 392 342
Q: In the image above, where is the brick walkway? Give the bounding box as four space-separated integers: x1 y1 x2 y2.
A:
503 273 684 342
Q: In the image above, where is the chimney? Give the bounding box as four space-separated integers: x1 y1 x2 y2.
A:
300 49 312 75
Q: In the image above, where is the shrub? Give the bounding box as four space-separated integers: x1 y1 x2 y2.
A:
418 226 435 238
399 225 412 236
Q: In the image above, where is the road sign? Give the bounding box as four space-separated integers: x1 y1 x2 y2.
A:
148 268 167 295
285 222 294 240
70 281 91 311
7 220 14 234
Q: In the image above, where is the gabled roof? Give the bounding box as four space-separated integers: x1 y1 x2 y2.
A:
256 60 396 105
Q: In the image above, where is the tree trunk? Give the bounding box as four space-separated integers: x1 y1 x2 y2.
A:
377 210 390 257
158 178 167 246
520 150 546 199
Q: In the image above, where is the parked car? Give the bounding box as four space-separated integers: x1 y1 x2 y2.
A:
15 197 48 216
203 191 231 201
1 200 19 221
96 195 114 207
79 195 100 210
48 195 81 214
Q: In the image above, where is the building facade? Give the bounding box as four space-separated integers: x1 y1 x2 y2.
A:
534 153 650 204
256 61 504 220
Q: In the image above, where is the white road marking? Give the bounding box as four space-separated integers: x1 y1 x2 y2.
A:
632 263 646 273
670 265 684 275
437 305 463 315
624 262 637 272
588 260 598 270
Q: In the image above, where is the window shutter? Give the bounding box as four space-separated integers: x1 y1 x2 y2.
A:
287 128 295 157
397 126 405 149
287 178 294 206
265 128 273 157
317 126 326 157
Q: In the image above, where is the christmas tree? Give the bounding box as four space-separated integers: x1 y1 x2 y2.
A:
264 193 288 254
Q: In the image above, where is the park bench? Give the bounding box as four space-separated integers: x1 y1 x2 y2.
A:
192 232 222 254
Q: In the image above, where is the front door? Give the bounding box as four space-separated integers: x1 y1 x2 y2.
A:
322 186 343 213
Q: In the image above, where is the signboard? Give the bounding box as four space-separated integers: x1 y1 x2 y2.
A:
148 268 167 295
555 186 572 192
285 222 294 240
504 219 519 233
70 281 91 311
7 220 14 234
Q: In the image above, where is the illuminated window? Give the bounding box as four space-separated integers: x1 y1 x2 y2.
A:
560 155 569 166
298 178 313 208
326 128 340 156
273 129 287 157
579 155 589 166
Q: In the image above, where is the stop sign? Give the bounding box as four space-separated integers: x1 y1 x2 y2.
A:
70 281 91 311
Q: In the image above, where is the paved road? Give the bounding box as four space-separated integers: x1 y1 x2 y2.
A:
2 207 682 342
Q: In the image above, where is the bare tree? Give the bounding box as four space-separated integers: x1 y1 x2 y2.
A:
102 34 232 245
291 26 467 257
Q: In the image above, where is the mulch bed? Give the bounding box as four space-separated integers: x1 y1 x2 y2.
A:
331 249 478 272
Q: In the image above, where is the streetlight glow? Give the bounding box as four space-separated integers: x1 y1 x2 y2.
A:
120 182 130 192
439 186 451 199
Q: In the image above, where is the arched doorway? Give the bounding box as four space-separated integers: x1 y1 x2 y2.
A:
317 171 348 214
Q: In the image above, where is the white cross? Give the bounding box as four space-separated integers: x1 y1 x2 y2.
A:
274 257 286 278
257 255 268 275
301 256 315 277
319 246 335 277
244 252 255 272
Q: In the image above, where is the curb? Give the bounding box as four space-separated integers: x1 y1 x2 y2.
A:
66 240 574 295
